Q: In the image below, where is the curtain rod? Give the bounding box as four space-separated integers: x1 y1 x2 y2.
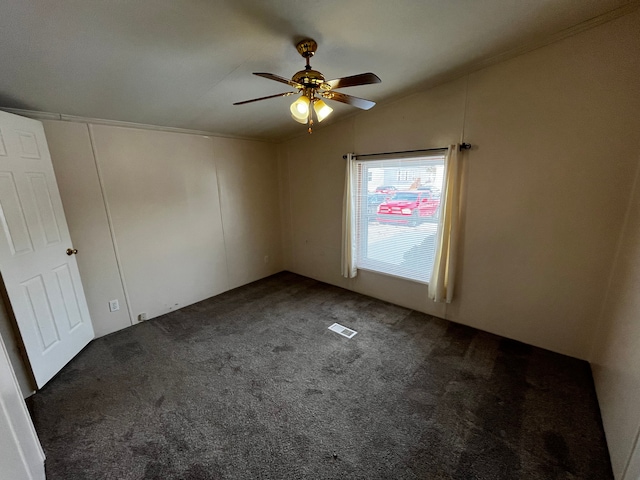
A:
342 143 471 160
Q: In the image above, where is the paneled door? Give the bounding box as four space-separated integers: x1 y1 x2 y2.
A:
0 111 94 388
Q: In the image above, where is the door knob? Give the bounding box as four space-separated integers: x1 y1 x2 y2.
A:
66 248 78 256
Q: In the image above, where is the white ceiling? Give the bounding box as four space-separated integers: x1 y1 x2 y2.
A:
0 0 634 141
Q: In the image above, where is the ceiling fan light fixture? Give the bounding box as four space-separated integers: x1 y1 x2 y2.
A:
290 95 310 121
291 112 308 124
313 99 333 122
235 38 380 132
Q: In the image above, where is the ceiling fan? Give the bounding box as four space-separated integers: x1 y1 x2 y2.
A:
234 38 381 133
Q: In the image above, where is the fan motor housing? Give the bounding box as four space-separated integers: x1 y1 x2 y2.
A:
292 69 325 88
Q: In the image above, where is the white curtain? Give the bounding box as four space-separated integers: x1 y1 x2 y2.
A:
341 153 357 278
428 145 461 303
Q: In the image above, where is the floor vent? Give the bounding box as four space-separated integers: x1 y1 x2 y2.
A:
328 323 358 339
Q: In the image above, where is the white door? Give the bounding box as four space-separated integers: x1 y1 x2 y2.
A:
0 333 45 480
0 110 94 388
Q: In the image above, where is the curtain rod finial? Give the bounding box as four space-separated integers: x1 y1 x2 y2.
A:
460 143 471 151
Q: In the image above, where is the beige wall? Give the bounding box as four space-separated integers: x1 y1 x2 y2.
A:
43 121 131 337
75 125 282 333
447 9 640 359
280 10 640 360
280 10 640 478
213 137 282 289
88 125 230 321
30 121 281 340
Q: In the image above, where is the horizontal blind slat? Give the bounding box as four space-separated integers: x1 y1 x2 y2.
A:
354 154 445 283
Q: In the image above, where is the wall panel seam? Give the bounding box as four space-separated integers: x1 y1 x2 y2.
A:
85 124 135 326
212 149 232 291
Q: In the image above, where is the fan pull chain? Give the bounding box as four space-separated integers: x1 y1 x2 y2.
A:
308 98 314 133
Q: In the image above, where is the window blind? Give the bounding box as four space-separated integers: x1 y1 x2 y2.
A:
354 153 446 283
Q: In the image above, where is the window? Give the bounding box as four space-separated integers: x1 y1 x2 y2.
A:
396 170 412 181
354 152 446 283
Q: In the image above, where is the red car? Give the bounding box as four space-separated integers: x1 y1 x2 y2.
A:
376 189 440 226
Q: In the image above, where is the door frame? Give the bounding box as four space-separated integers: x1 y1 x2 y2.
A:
0 331 45 480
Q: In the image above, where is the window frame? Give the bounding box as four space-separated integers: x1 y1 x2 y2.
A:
353 151 446 284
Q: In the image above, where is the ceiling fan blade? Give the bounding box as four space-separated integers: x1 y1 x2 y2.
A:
233 91 296 105
322 91 376 110
322 73 381 90
253 72 302 89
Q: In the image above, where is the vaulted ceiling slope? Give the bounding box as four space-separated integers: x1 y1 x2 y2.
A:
0 0 635 141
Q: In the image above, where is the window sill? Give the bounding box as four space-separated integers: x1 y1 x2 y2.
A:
355 266 429 285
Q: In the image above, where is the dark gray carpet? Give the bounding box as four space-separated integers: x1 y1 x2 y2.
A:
28 272 612 480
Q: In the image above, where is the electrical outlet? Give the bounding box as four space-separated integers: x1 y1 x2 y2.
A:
109 299 119 312
138 312 147 322
264 255 269 264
